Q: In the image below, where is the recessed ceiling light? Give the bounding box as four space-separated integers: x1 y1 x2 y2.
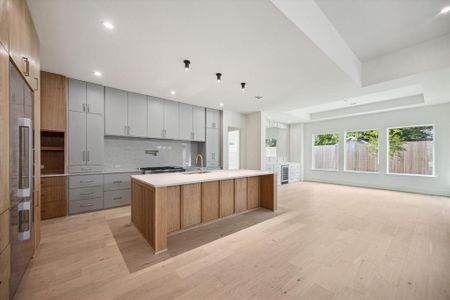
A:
219 102 224 107
93 71 102 77
439 6 450 14
103 21 114 30
170 90 176 95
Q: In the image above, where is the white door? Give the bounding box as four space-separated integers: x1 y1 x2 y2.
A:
164 101 179 140
228 129 240 170
105 87 127 136
86 113 104 166
86 83 104 114
68 111 87 166
179 103 193 140
127 92 147 137
68 79 86 113
148 96 164 138
192 106 206 141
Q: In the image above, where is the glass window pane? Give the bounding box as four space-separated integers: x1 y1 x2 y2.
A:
313 133 339 170
345 130 379 172
388 125 434 175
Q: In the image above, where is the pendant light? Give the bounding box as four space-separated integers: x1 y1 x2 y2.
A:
184 60 190 71
216 73 222 83
241 82 246 91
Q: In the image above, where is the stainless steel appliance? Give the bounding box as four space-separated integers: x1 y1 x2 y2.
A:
138 166 186 174
281 164 289 184
9 62 35 298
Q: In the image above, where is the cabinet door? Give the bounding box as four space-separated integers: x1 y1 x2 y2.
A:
68 79 86 113
193 106 205 141
105 87 127 136
206 108 220 129
164 101 179 140
68 111 87 166
8 0 27 76
86 113 104 166
207 128 220 163
127 92 147 137
148 96 164 138
179 103 193 140
86 83 104 114
0 0 8 51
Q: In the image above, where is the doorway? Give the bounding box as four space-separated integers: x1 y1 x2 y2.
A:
228 128 240 170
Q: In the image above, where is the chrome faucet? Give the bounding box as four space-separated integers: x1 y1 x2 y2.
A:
195 154 204 170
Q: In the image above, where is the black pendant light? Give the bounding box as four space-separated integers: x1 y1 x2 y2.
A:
241 82 246 91
216 73 222 83
184 60 190 71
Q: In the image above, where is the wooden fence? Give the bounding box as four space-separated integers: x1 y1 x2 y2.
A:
313 141 433 174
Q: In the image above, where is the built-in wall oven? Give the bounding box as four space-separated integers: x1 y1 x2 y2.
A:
9 62 35 298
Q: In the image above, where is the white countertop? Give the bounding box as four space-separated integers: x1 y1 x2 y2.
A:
131 169 274 188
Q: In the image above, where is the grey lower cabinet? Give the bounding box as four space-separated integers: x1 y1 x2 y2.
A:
68 172 139 214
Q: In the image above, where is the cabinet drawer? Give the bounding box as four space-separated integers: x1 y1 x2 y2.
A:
69 165 104 174
104 173 134 191
69 186 103 201
69 198 103 214
69 174 103 188
104 190 131 208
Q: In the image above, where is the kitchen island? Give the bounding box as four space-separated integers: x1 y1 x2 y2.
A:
131 170 277 253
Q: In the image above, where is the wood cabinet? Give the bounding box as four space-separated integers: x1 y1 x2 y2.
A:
41 176 67 219
105 88 148 137
167 186 181 233
0 0 8 51
247 176 260 209
0 45 8 214
234 178 248 213
0 209 8 253
181 183 201 228
0 245 10 300
40 71 67 131
219 180 234 217
201 181 219 222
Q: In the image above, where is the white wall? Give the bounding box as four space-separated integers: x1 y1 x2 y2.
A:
245 112 266 170
289 123 304 179
303 103 450 196
222 110 247 170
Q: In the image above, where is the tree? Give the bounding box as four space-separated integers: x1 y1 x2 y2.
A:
314 133 339 146
388 126 433 157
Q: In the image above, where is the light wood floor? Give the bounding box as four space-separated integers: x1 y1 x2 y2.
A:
16 182 450 300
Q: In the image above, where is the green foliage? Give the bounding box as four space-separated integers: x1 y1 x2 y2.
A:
314 133 339 146
346 130 379 157
388 126 433 157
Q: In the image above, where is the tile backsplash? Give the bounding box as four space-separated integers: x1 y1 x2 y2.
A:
104 137 199 170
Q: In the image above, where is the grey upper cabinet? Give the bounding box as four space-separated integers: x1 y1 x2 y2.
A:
127 92 147 137
206 108 220 129
179 103 193 140
164 100 179 140
148 96 165 138
86 113 104 166
206 127 220 167
68 79 86 113
86 83 104 114
105 87 127 136
68 111 86 166
193 106 205 141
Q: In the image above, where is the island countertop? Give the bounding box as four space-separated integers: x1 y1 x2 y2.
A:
131 169 274 188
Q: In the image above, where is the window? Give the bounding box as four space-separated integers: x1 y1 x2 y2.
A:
345 130 379 172
388 125 434 175
312 133 339 170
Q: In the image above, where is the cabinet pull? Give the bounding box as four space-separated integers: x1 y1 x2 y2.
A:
82 103 86 112
113 197 123 200
80 180 94 183
87 104 90 113
34 77 39 91
81 168 92 171
212 122 216 128
113 181 123 184
82 151 86 162
87 151 90 162
80 204 94 208
127 126 130 135
80 192 94 196
22 57 30 76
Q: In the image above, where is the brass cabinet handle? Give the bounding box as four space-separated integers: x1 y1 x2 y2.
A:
22 57 30 76
113 197 123 200
34 77 39 91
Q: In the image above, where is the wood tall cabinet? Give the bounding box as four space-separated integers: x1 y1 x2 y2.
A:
1 0 41 297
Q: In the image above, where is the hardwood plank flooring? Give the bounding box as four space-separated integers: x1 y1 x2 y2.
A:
15 182 450 300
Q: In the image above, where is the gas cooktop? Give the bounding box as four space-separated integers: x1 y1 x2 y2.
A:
137 166 186 174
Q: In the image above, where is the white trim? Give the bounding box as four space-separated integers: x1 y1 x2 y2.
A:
343 129 380 173
386 124 435 177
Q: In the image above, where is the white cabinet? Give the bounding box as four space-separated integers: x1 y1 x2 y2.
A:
68 79 104 173
105 88 148 137
164 100 179 139
193 106 205 141
127 93 147 137
105 87 127 136
179 103 193 140
206 108 220 129
148 96 165 138
68 79 104 114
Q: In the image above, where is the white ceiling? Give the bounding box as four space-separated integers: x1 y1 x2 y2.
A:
315 0 450 61
27 0 450 120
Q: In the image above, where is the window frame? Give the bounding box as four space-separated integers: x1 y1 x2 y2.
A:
386 124 436 177
311 132 340 172
343 128 380 174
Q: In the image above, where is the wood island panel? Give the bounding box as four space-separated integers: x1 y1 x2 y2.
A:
0 210 8 252
0 245 10 300
201 181 219 223
166 186 181 233
247 176 260 209
234 178 248 213
41 176 67 220
219 179 234 217
181 183 201 228
260 174 277 211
